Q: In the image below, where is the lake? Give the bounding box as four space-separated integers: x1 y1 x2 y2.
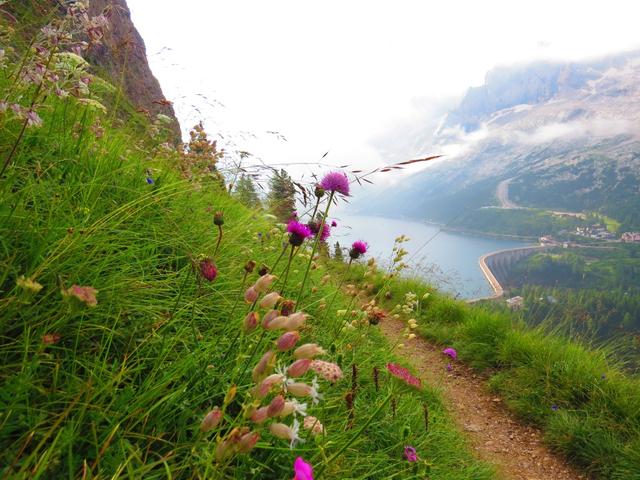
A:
332 214 532 299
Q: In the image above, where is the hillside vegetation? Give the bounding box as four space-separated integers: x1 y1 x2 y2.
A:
0 4 493 478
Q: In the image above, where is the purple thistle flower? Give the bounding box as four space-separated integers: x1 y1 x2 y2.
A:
404 445 418 462
446 363 453 372
320 223 331 242
331 220 337 227
319 171 350 196
442 347 457 360
349 240 368 260
287 220 313 247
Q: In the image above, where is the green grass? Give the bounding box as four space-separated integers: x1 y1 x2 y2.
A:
0 13 494 478
343 264 640 478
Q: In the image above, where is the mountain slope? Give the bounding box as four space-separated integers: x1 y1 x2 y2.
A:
365 52 640 232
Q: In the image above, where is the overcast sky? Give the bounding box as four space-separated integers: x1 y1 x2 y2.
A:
128 0 640 183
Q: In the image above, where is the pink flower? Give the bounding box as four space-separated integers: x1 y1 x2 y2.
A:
349 240 368 259
287 358 312 377
287 221 313 247
252 350 276 382
237 431 260 453
254 274 277 293
244 286 259 303
386 363 421 389
200 407 223 432
331 220 337 227
293 456 314 480
293 343 326 359
243 311 259 332
267 394 286 417
310 360 343 383
303 416 325 436
442 347 457 360
62 284 98 307
200 258 218 281
404 445 418 462
259 292 281 309
277 331 300 351
319 171 350 196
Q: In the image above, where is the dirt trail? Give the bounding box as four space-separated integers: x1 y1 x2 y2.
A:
380 315 586 480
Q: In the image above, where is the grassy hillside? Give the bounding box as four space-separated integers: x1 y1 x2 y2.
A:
339 263 640 479
0 5 494 479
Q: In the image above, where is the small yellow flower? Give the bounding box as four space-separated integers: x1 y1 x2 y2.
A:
17 276 43 293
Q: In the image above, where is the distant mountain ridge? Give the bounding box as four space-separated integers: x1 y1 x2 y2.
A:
363 51 640 232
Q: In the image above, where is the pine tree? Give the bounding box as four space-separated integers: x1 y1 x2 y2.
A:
267 169 296 221
334 241 344 261
234 174 262 209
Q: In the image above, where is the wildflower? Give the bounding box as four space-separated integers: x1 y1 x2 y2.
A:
293 457 314 480
16 275 43 293
270 419 303 448
310 360 343 383
293 343 326 359
243 311 259 332
200 258 218 282
280 399 308 418
250 406 269 424
262 309 280 329
236 431 260 454
319 171 350 196
280 299 296 316
254 274 277 293
145 177 154 184
286 377 322 405
255 373 285 398
386 363 421 389
42 333 61 345
244 260 257 273
551 404 559 411
407 333 416 340
287 358 312 377
283 311 307 330
319 223 331 242
215 438 234 462
200 407 222 432
303 416 325 436
252 350 276 382
267 394 286 417
446 363 453 372
404 445 418 462
214 211 224 226
287 220 313 247
62 284 98 307
245 286 259 303
349 240 368 260
259 292 281 310
331 220 337 227
277 331 300 351
442 347 457 360
25 110 43 128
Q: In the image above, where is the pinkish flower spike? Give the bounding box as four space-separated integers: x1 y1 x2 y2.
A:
386 363 421 389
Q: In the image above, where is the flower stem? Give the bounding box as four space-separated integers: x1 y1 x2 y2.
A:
213 224 223 257
322 258 352 323
315 392 393 478
279 244 296 296
295 191 334 306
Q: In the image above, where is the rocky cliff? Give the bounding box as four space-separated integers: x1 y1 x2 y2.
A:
86 0 181 141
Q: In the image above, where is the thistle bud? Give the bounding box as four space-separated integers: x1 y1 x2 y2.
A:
244 286 259 303
259 292 281 310
277 331 300 351
199 258 218 281
244 311 259 332
280 299 296 316
200 407 222 432
293 343 326 359
213 211 224 226
258 264 269 276
244 260 256 273
254 274 276 293
314 184 325 198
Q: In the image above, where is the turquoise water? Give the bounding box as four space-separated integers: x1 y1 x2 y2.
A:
333 214 531 299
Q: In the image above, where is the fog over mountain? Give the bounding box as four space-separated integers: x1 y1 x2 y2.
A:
357 50 640 230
